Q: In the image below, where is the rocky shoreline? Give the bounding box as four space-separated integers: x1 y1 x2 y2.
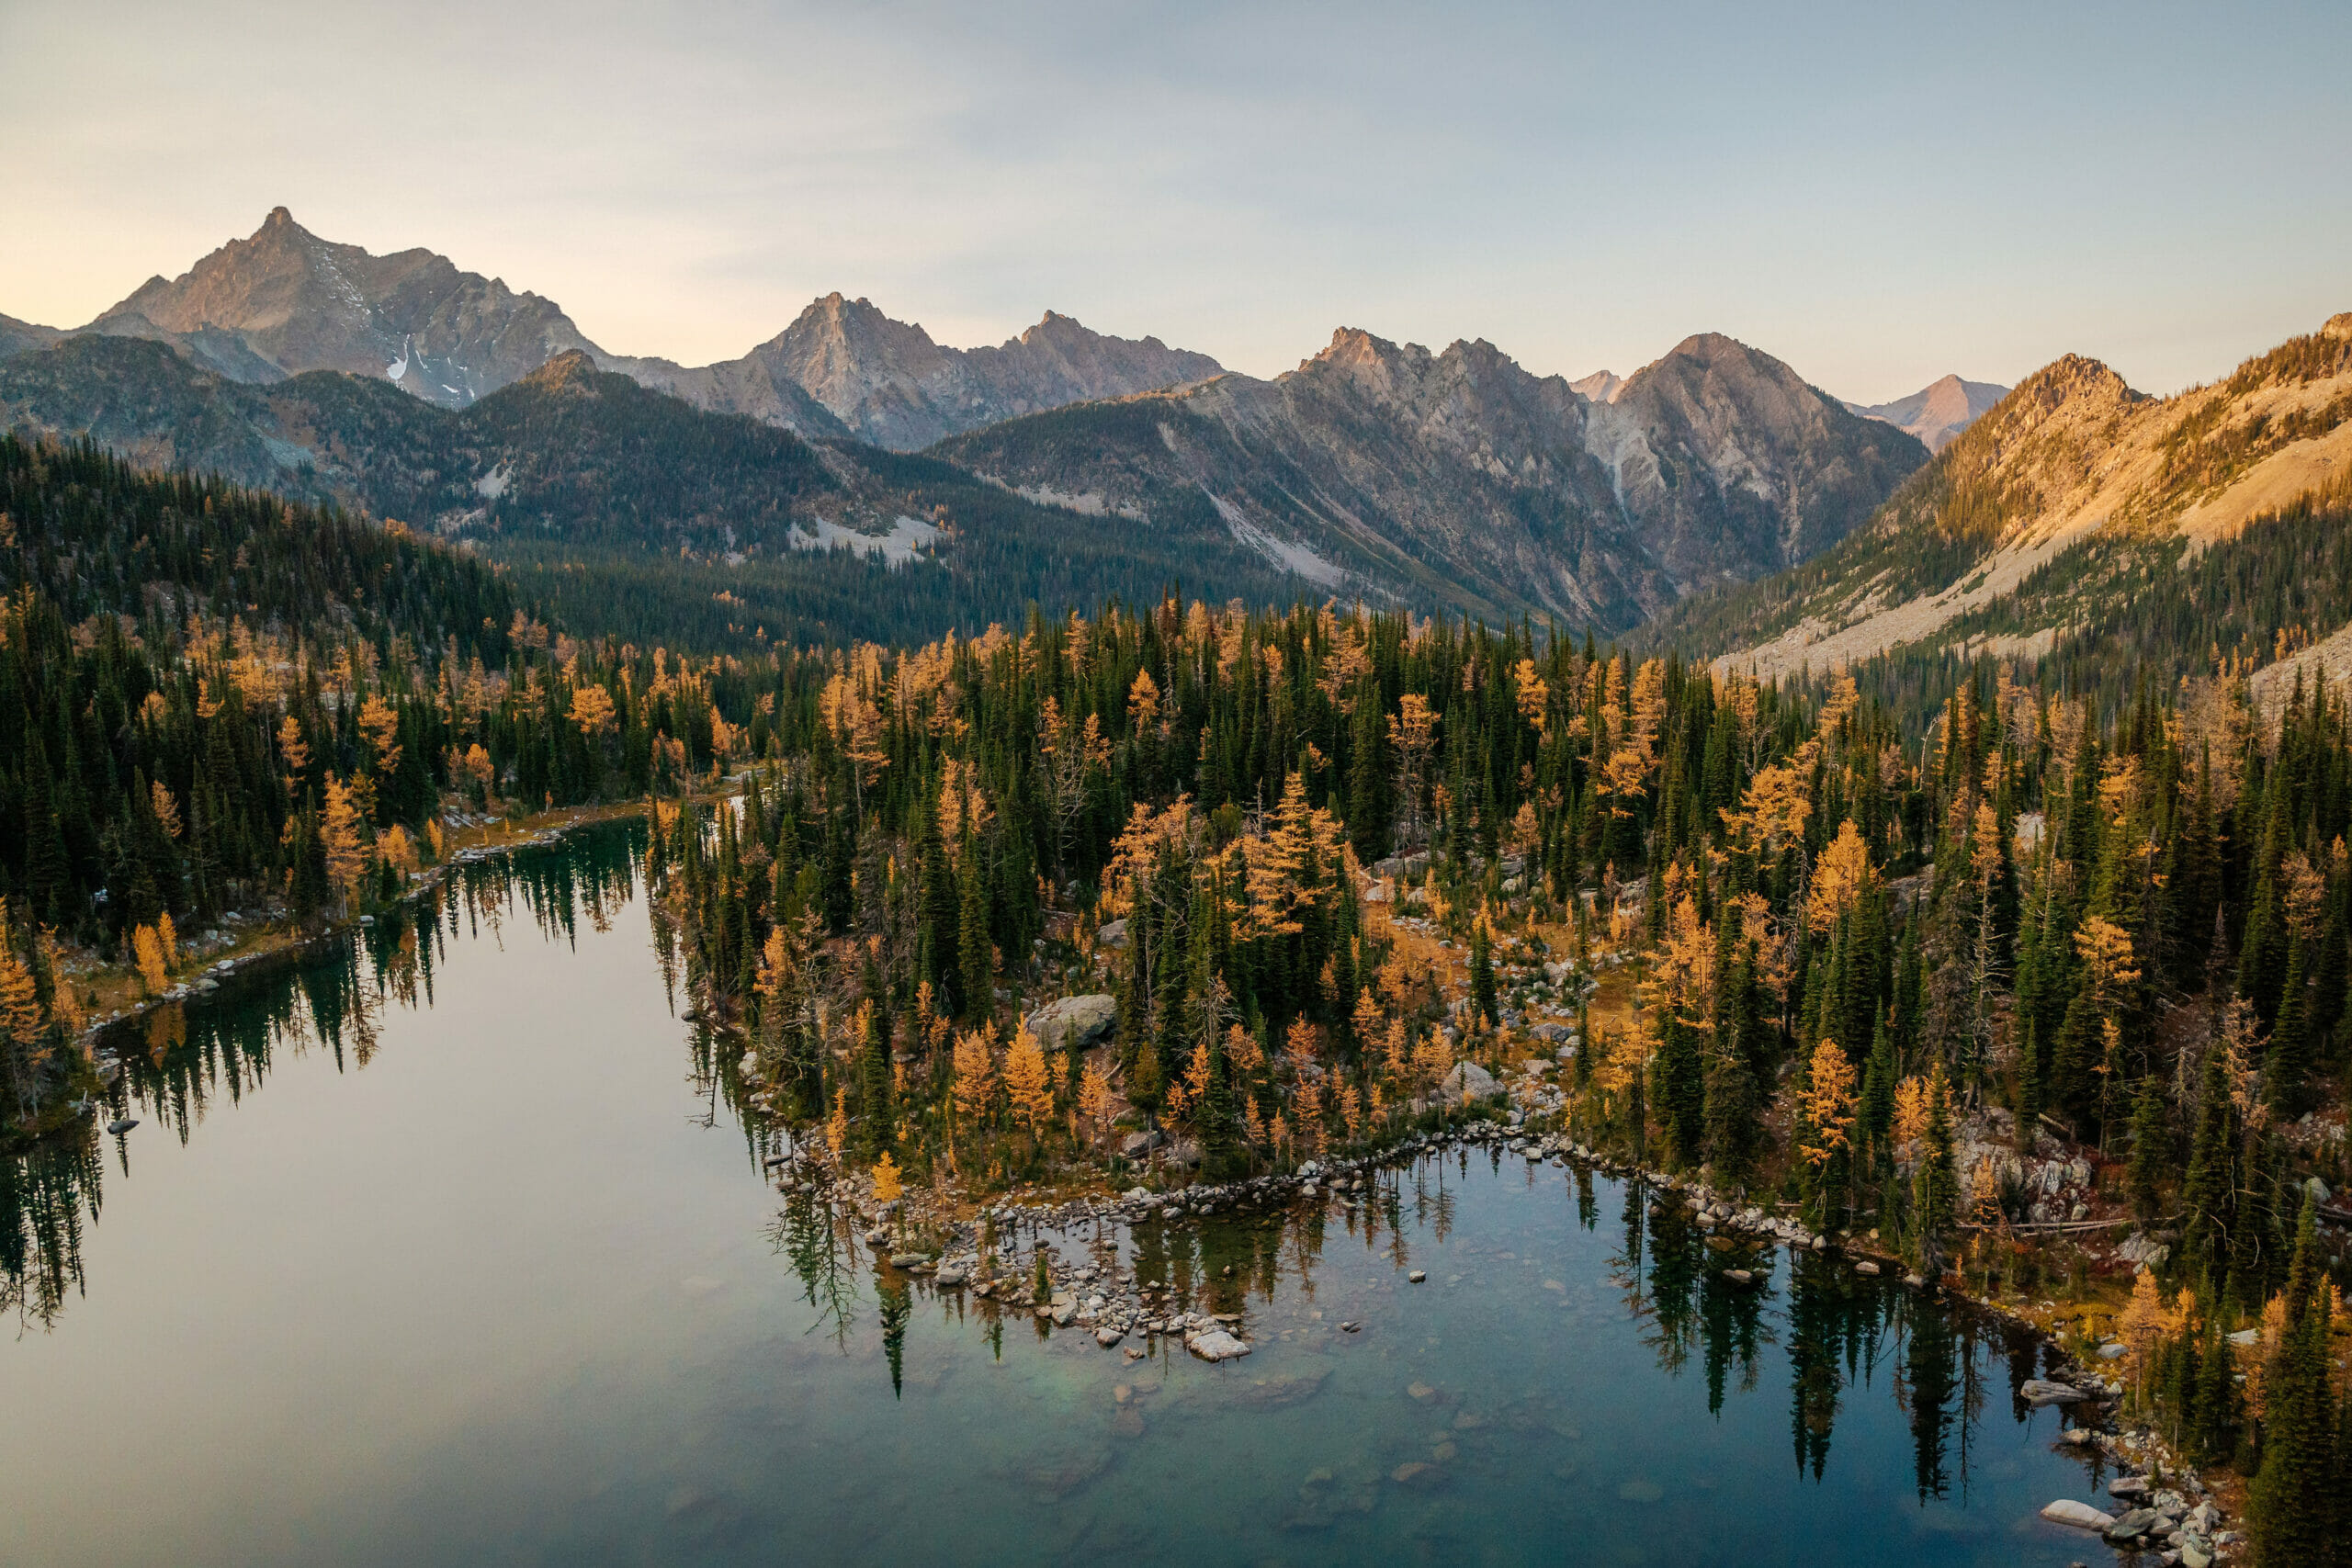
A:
780 1106 2233 1563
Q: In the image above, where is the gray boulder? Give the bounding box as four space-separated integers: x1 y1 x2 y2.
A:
2040 1499 2115 1530
2020 1379 2088 1406
1187 1328 1250 1361
1095 919 1129 949
1026 994 1118 1052
1439 1060 1498 1106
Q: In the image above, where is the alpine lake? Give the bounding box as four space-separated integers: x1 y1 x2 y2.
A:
3 822 2141 1566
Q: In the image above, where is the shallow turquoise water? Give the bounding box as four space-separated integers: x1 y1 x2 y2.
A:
2 826 2123 1566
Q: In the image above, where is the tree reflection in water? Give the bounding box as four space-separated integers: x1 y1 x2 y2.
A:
0 824 650 1336
769 1189 860 1351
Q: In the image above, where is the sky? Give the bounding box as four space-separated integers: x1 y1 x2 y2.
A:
3 0 2347 402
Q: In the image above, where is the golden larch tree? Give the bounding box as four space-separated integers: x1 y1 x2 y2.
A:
1003 1020 1054 1137
321 774 370 907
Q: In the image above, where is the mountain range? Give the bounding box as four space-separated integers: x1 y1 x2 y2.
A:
936 327 1925 626
56 208 1224 448
0 208 2109 649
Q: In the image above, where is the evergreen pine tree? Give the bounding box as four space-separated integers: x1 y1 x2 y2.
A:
1469 919 1498 1030
957 853 993 1023
2265 934 2312 1120
2248 1197 2339 1567
2126 1074 2168 1221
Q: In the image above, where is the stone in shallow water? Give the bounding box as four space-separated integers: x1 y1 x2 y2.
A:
1616 1478 1665 1503
2020 1379 2087 1406
2039 1499 2116 1530
1186 1329 1250 1361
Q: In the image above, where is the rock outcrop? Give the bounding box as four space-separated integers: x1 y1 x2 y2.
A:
1024 994 1118 1053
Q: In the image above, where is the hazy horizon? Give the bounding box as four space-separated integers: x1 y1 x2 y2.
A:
4 0 2347 403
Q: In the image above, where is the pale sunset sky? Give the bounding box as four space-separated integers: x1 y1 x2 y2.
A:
3 0 2346 401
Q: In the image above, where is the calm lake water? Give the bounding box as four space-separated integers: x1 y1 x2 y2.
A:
3 825 2125 1566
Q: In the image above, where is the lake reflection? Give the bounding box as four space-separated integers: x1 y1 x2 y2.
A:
3 826 2113 1567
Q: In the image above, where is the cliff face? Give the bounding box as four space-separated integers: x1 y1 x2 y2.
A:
1594 333 1934 582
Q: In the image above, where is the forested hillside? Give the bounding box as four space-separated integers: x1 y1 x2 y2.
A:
0 434 785 1128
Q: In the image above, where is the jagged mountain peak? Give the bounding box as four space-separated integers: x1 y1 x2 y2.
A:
82 208 599 409
1690 313 2352 682
1970 354 2137 442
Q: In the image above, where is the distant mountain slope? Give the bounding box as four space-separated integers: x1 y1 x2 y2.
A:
1568 369 1623 404
1847 374 2007 453
936 327 1926 631
1652 312 2352 677
0 311 62 360
16 210 1224 444
0 335 1288 649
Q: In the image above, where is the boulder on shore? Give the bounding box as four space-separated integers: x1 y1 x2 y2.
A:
1439 1060 1499 1106
1026 994 1119 1053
